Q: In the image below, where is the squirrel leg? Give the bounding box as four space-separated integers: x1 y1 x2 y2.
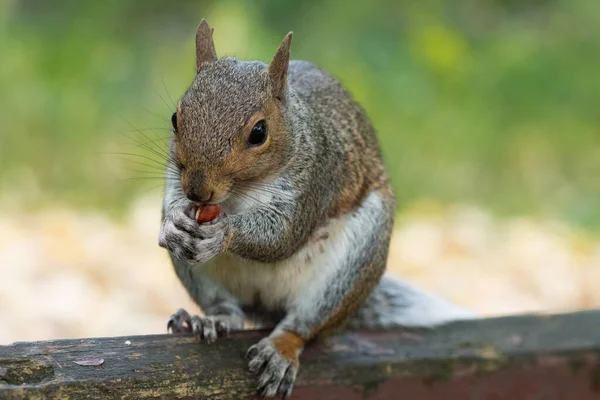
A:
346 275 477 330
245 189 395 398
168 255 245 343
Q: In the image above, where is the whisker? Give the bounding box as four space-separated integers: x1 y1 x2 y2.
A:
120 167 179 177
236 180 279 189
240 181 284 190
109 152 177 170
230 189 271 208
122 169 179 178
123 126 171 161
105 152 179 172
229 191 253 210
160 74 178 109
135 122 173 148
116 132 171 164
153 86 176 114
119 129 173 166
116 127 173 168
118 117 172 161
224 166 252 178
147 183 167 191
117 157 180 174
120 181 168 194
239 187 284 198
118 176 174 182
124 128 171 132
122 136 172 152
229 189 258 206
142 106 171 124
236 182 288 198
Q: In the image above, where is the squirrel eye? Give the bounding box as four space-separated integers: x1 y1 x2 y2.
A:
171 112 178 133
248 120 267 146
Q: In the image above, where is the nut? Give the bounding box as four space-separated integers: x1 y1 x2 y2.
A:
195 204 221 223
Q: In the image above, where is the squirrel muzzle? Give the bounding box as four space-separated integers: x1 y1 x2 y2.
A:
181 169 229 204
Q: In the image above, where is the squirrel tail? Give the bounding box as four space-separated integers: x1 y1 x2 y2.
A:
347 275 477 330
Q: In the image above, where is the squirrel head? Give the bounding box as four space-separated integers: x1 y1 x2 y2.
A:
171 19 294 205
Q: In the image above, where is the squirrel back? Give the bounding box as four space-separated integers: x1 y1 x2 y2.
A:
286 60 391 217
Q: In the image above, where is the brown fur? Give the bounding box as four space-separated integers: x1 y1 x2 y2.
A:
268 33 293 102
195 19 217 72
311 252 387 338
170 25 296 205
174 93 290 203
271 330 306 367
162 19 400 398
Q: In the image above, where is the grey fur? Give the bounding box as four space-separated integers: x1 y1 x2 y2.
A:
347 276 477 329
159 25 475 398
247 337 298 398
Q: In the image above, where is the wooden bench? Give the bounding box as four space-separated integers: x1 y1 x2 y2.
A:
1 310 599 399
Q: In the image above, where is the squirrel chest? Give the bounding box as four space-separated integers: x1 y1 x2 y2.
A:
200 213 354 311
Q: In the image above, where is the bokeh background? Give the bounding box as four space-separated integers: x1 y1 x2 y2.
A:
1 0 600 344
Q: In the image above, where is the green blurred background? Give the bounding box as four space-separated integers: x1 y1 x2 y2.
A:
2 0 600 229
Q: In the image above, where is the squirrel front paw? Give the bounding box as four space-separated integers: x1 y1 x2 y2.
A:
167 308 230 344
246 332 303 399
158 206 229 264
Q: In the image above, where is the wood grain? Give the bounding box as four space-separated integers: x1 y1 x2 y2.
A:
1 311 600 399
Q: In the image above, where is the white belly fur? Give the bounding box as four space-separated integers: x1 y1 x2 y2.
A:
202 212 354 310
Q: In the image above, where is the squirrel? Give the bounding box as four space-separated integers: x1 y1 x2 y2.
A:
158 19 476 399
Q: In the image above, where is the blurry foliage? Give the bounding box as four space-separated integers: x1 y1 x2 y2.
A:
1 0 600 228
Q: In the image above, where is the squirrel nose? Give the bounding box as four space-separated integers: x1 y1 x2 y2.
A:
186 190 214 204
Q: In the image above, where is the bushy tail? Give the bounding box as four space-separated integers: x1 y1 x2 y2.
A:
347 274 477 330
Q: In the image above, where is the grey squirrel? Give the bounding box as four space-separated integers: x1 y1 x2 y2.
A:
158 19 475 399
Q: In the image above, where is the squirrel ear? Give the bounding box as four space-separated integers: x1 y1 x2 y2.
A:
196 19 217 73
268 32 293 102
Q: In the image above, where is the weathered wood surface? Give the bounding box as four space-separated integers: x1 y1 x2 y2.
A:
1 310 599 399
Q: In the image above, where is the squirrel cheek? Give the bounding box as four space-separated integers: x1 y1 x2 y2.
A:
180 174 190 193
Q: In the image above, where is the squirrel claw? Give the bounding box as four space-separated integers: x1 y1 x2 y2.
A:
245 344 259 361
168 308 230 344
191 315 231 344
167 308 192 333
247 338 298 398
